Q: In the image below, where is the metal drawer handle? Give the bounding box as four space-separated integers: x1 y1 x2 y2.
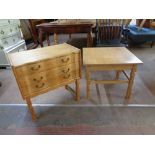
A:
62 68 70 73
0 30 4 34
63 74 70 79
61 57 70 63
33 76 43 82
35 83 45 88
31 65 41 71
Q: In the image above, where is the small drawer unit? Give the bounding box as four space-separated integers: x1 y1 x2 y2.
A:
8 43 81 120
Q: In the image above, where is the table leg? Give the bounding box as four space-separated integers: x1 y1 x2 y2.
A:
75 79 80 101
46 33 50 46
54 33 58 45
115 70 121 80
86 66 91 99
87 32 93 47
26 98 36 121
69 34 72 40
39 30 44 47
125 65 136 99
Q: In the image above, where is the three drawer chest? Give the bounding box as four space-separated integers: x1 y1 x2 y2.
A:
8 43 81 120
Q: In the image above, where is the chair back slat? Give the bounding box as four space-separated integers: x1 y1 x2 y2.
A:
97 19 128 45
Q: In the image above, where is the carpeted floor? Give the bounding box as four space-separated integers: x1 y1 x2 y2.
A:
1 106 155 134
0 34 155 134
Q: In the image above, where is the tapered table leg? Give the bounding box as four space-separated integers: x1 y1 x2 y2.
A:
125 65 136 99
26 98 37 121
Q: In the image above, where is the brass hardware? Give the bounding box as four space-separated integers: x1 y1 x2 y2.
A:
31 65 41 71
35 83 45 88
62 68 70 73
63 74 70 79
61 57 69 63
33 76 43 82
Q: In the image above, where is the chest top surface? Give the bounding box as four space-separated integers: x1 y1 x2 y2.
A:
8 43 80 67
83 47 143 65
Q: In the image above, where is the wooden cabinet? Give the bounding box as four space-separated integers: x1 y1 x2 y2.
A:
8 43 81 120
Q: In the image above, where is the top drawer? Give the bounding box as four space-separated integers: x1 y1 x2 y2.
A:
15 53 80 76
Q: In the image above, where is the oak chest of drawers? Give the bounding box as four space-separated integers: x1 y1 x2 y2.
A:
8 43 81 120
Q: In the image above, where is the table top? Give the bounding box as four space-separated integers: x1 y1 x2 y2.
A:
51 19 96 26
8 43 80 67
83 47 143 65
37 19 95 28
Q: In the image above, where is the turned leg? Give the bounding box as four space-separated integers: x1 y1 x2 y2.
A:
26 98 36 121
75 79 80 101
86 66 91 99
54 33 58 45
115 70 121 80
125 65 136 99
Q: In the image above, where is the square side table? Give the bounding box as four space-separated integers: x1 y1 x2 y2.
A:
83 47 143 99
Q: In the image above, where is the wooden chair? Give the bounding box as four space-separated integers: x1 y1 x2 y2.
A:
96 19 131 47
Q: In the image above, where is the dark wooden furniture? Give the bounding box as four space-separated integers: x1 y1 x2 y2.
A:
36 22 93 47
27 19 46 49
96 19 130 47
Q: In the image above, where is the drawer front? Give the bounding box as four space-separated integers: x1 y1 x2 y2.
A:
18 63 80 97
16 53 80 76
0 34 22 48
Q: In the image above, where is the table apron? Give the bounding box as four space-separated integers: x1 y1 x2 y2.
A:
86 64 137 71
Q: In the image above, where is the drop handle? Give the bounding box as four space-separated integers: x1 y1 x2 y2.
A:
62 68 70 73
61 57 70 63
31 65 41 71
35 83 45 88
33 76 43 82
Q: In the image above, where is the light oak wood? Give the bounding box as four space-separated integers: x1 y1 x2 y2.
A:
83 47 143 99
15 53 79 76
9 43 81 121
26 98 36 121
8 43 80 67
83 47 143 65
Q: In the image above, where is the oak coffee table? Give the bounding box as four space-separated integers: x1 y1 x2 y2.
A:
83 47 143 99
